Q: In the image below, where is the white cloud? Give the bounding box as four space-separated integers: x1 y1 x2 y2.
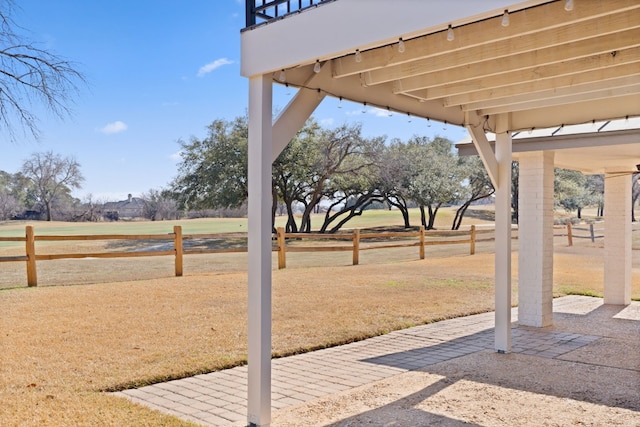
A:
197 58 234 77
99 121 128 134
345 106 394 118
345 108 366 116
320 118 335 126
370 107 393 118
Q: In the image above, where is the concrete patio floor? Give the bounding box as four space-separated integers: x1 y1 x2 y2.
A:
115 295 640 426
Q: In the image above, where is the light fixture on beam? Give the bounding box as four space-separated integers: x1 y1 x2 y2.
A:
564 0 574 12
501 10 509 27
313 60 321 73
446 25 454 41
355 49 362 63
398 38 405 53
278 69 286 82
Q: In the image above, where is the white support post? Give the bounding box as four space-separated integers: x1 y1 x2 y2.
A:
494 114 512 353
518 152 555 327
247 74 273 427
603 171 632 305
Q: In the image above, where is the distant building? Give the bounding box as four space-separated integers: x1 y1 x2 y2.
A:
102 194 144 220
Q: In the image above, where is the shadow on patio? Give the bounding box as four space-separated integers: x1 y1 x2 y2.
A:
273 297 639 426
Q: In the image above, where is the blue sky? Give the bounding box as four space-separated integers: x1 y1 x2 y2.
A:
1 0 467 202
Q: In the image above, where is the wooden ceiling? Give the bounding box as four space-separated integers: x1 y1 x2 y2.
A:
279 0 640 133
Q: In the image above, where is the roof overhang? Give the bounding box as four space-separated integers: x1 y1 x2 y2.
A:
241 0 640 133
456 119 640 174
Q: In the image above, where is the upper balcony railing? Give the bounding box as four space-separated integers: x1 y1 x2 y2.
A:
245 0 334 28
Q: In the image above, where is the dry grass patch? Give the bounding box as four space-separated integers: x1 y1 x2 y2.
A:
1 230 639 425
1 257 498 426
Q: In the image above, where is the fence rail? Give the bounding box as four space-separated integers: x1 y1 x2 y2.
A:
275 225 488 269
553 222 605 246
0 224 498 287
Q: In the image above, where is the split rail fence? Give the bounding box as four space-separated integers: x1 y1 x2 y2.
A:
551 222 605 246
0 225 496 287
274 225 493 269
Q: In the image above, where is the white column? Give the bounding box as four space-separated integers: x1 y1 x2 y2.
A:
494 114 512 353
247 74 273 427
518 152 555 327
604 171 632 305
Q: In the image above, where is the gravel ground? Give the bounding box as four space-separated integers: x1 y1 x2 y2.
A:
268 299 640 426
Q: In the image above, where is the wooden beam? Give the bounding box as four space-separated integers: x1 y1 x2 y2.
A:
272 88 324 161
465 111 498 188
448 64 640 108
395 27 640 98
400 47 640 100
364 13 640 86
476 83 640 115
332 0 640 78
279 67 465 125
272 63 327 161
509 94 640 131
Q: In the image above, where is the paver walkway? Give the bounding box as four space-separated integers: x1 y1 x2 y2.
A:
114 296 609 426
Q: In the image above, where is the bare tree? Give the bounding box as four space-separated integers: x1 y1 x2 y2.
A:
0 191 20 219
0 1 83 140
141 188 181 221
21 151 84 221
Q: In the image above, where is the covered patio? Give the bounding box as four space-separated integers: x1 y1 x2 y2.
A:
241 1 640 425
118 295 640 426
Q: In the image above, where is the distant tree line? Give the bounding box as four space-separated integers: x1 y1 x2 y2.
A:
2 116 636 228
168 116 496 232
167 115 625 232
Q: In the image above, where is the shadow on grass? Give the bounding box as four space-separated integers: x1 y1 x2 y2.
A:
464 208 495 222
104 236 249 252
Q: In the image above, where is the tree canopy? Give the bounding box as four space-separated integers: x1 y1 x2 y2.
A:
169 115 490 232
21 151 84 221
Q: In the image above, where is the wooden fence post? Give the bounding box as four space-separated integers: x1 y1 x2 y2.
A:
470 224 476 255
174 225 183 277
589 223 595 242
352 228 360 265
419 226 425 259
566 222 573 246
277 227 286 269
26 225 37 287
